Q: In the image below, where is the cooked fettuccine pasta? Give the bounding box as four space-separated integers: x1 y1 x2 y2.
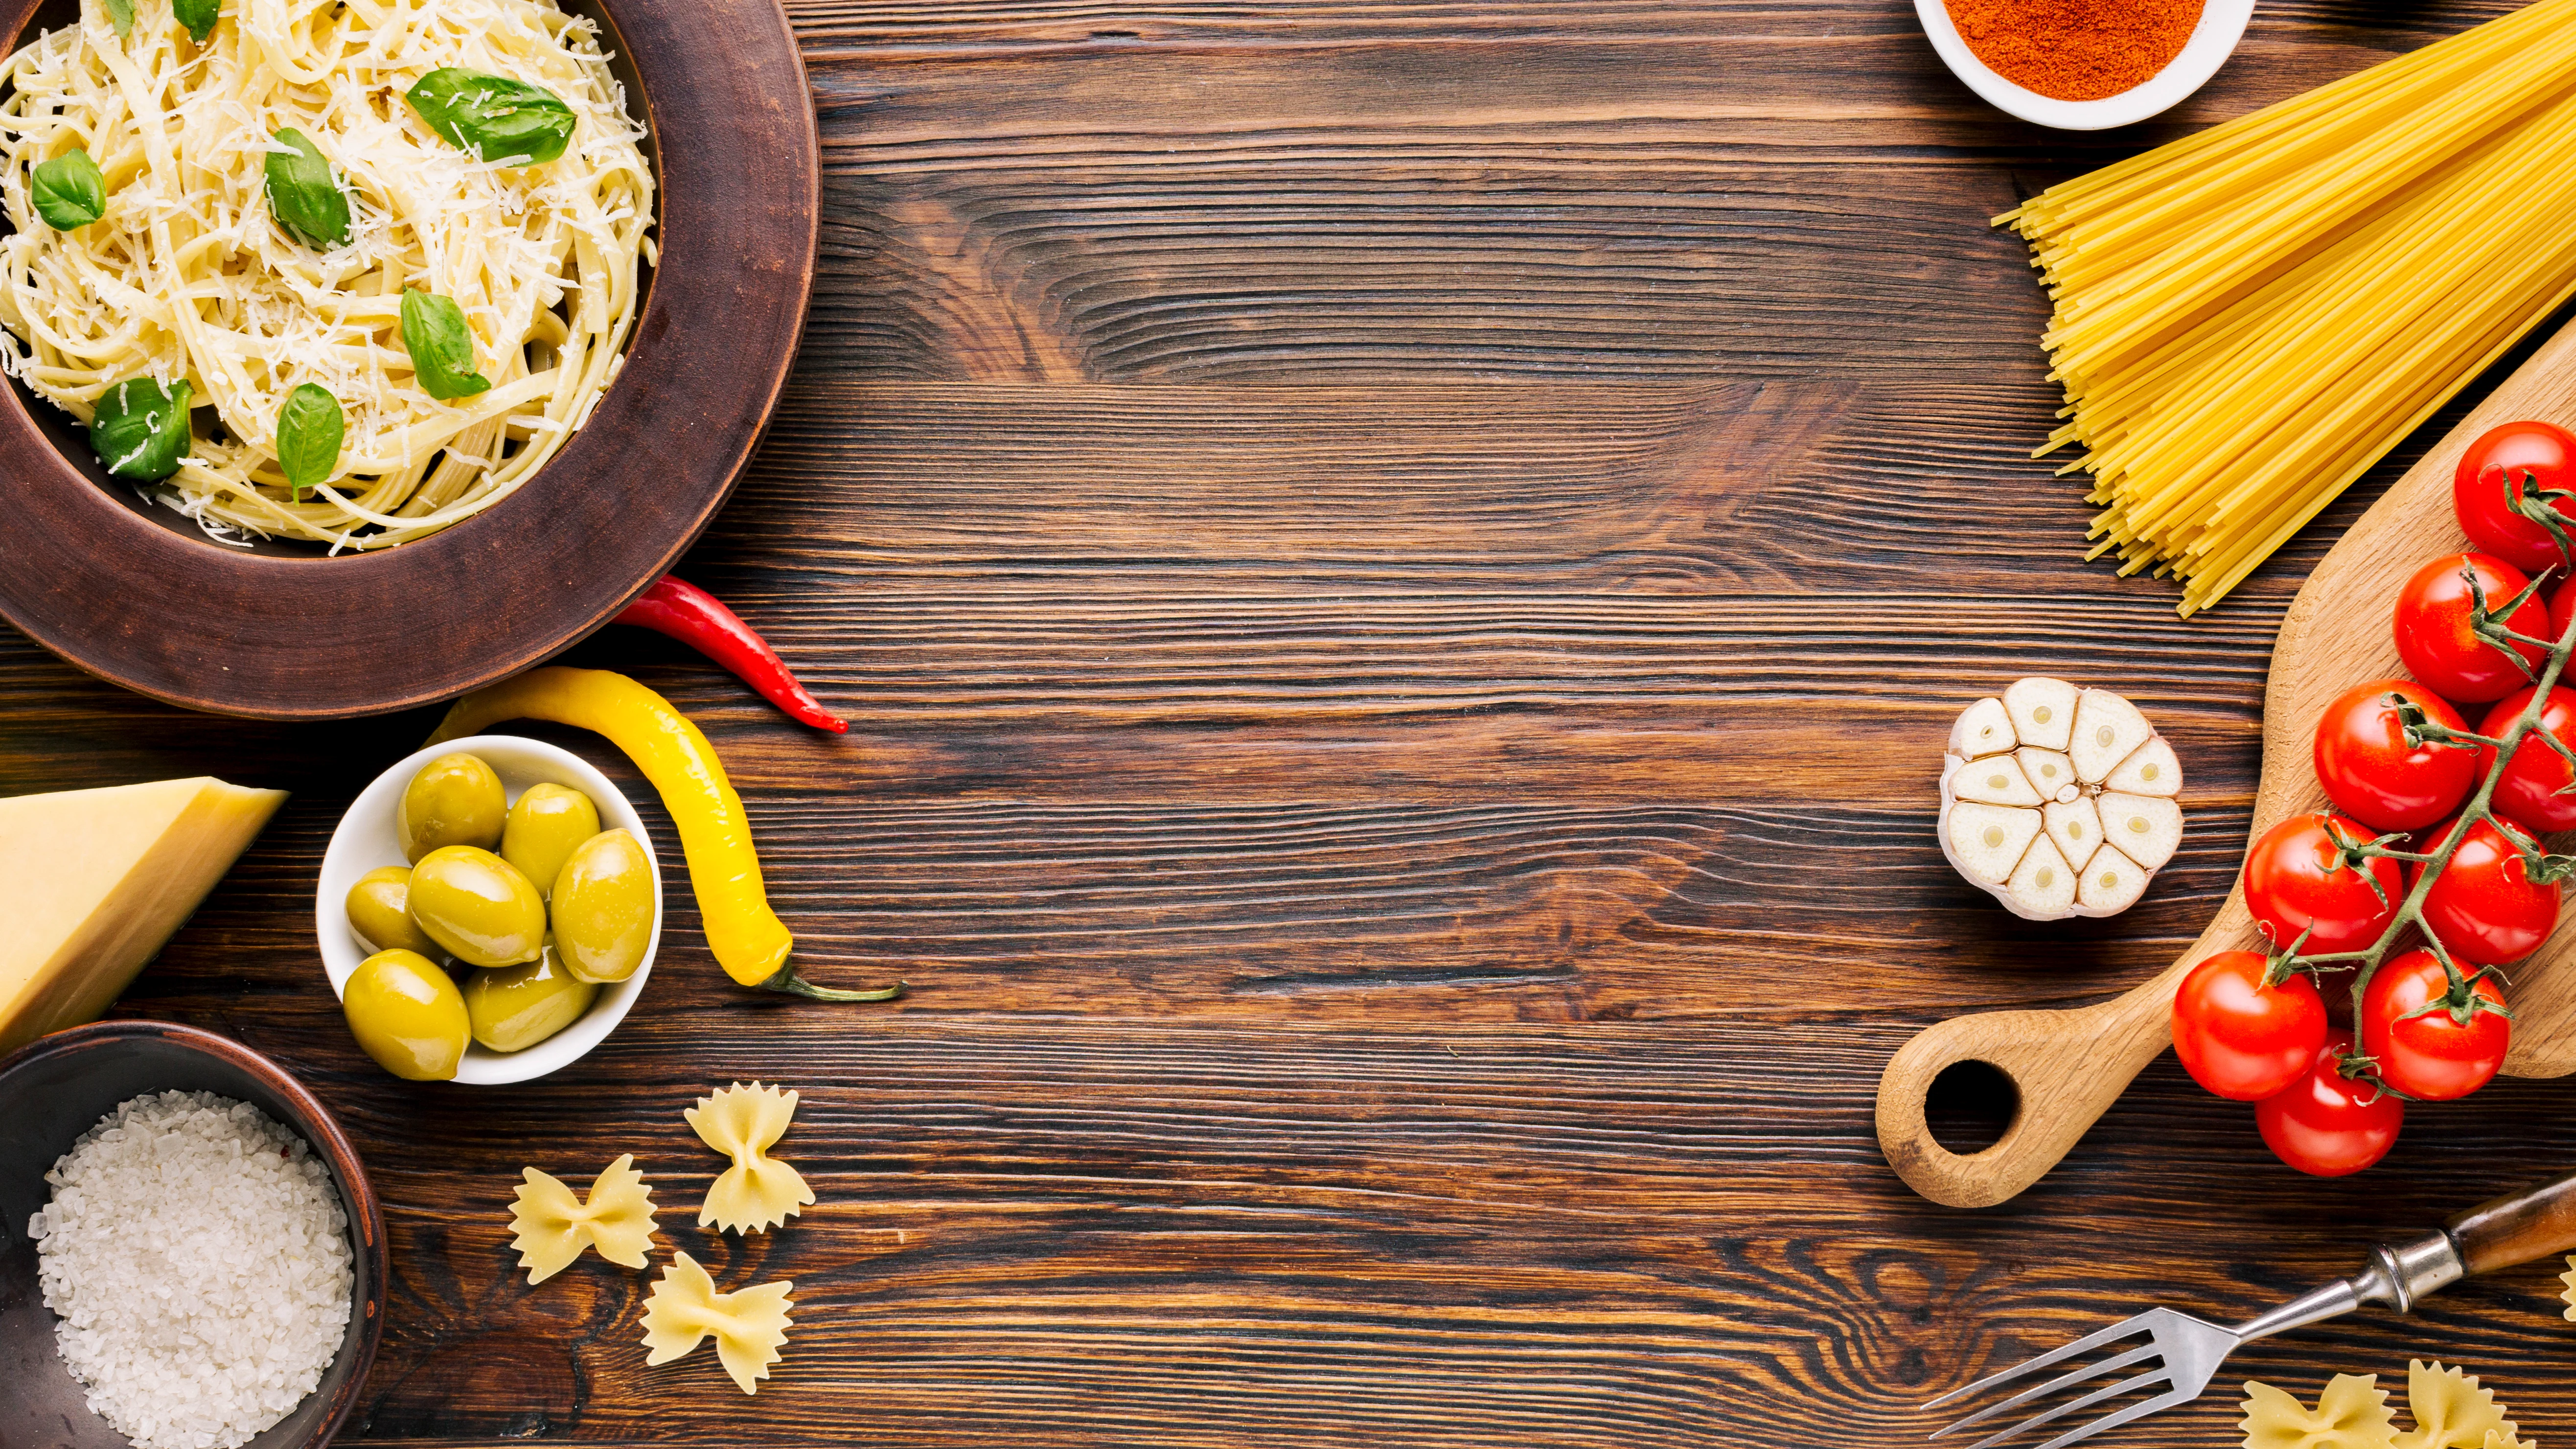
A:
0 0 652 548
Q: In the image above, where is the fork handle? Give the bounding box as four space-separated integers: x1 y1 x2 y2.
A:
2247 1171 2576 1340
2446 1168 2576 1276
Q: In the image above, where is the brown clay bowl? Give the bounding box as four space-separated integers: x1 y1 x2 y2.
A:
0 0 819 720
0 1020 388 1449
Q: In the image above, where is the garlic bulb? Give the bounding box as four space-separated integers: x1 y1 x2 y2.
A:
1938 678 2184 920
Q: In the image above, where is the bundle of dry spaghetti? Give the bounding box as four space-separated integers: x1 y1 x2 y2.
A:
1999 0 2576 616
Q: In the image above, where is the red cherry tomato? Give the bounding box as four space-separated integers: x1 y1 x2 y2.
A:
2453 420 2576 574
2411 813 2562 966
2393 552 2551 704
2242 813 2404 956
2476 686 2576 831
2255 1032 2403 1177
2311 680 2478 831
2171 950 2328 1101
2551 576 2576 652
2360 950 2509 1102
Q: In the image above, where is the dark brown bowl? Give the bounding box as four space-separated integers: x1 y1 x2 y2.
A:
0 1021 388 1449
0 0 818 720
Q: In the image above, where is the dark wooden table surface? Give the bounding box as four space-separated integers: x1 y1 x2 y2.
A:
11 0 2576 1443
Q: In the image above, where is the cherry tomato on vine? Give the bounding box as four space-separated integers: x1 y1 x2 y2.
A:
2255 1031 2404 1177
2550 577 2576 653
2393 552 2551 704
2242 812 2404 955
2411 812 2562 966
2453 420 2576 575
2476 685 2576 832
2311 680 2478 831
2360 950 2510 1102
2171 950 2328 1101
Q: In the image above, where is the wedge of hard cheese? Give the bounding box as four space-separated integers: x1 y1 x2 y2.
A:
0 778 287 1056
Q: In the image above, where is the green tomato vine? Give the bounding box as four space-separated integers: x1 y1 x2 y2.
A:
2266 563 2576 1100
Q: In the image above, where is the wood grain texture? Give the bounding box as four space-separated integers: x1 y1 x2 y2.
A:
1879 319 2576 1209
13 0 2576 1445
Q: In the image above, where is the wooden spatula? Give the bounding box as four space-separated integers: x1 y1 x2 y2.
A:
1878 321 2576 1209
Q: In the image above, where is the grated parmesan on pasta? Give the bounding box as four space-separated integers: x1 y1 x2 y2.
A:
0 0 652 548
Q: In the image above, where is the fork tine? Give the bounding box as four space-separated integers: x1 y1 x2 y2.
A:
1959 1365 2173 1449
1920 1314 2159 1412
2028 1384 2201 1449
1927 1343 2160 1440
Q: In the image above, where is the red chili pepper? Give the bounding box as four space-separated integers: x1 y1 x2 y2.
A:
612 575 849 733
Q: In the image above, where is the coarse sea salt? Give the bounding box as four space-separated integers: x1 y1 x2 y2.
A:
26 1090 354 1449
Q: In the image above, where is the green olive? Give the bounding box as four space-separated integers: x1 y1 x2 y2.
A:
398 752 506 864
500 782 600 898
345 865 438 956
550 828 655 984
342 949 469 1081
408 845 547 967
462 940 600 1053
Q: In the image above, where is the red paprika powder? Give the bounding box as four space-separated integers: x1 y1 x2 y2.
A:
1950 0 2205 102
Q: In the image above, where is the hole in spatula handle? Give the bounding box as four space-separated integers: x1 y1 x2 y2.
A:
1926 1059 2020 1155
1877 980 2179 1208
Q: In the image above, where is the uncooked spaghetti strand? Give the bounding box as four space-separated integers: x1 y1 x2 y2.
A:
1999 0 2576 615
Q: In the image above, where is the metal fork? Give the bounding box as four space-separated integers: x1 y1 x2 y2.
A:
1922 1165 2576 1448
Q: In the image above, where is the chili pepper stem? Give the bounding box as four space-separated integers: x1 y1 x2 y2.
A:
759 965 907 1003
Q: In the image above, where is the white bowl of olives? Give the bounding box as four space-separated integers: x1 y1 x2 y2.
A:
316 736 662 1085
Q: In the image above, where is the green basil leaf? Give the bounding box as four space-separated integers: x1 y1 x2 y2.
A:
264 128 350 249
101 0 132 37
31 149 106 230
173 0 217 43
404 69 576 166
276 383 344 501
89 376 191 481
398 289 491 401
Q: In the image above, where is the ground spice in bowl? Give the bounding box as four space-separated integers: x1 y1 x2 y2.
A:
1949 0 2206 101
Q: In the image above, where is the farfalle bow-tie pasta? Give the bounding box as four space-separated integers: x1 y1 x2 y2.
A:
686 1082 814 1233
2239 1361 2528 1449
508 1154 660 1285
2391 1361 2517 1449
641 1250 795 1395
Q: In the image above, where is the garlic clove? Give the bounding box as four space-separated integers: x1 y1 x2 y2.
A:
1946 802 2043 887
2043 796 2103 870
2102 736 2182 798
1949 696 2017 759
2015 747 2080 802
2004 677 2080 753
1954 755 2044 806
2004 836 2077 920
2076 845 2149 916
2100 792 2183 872
2070 689 2153 783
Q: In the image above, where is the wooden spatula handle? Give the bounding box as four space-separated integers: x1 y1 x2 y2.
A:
2447 1170 2576 1276
1879 893 2263 1207
1876 955 2194 1208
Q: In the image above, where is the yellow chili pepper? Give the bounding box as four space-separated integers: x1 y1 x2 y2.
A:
428 667 898 1002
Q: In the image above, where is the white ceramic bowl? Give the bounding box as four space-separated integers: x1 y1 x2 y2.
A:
1916 0 2254 130
317 735 662 1085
